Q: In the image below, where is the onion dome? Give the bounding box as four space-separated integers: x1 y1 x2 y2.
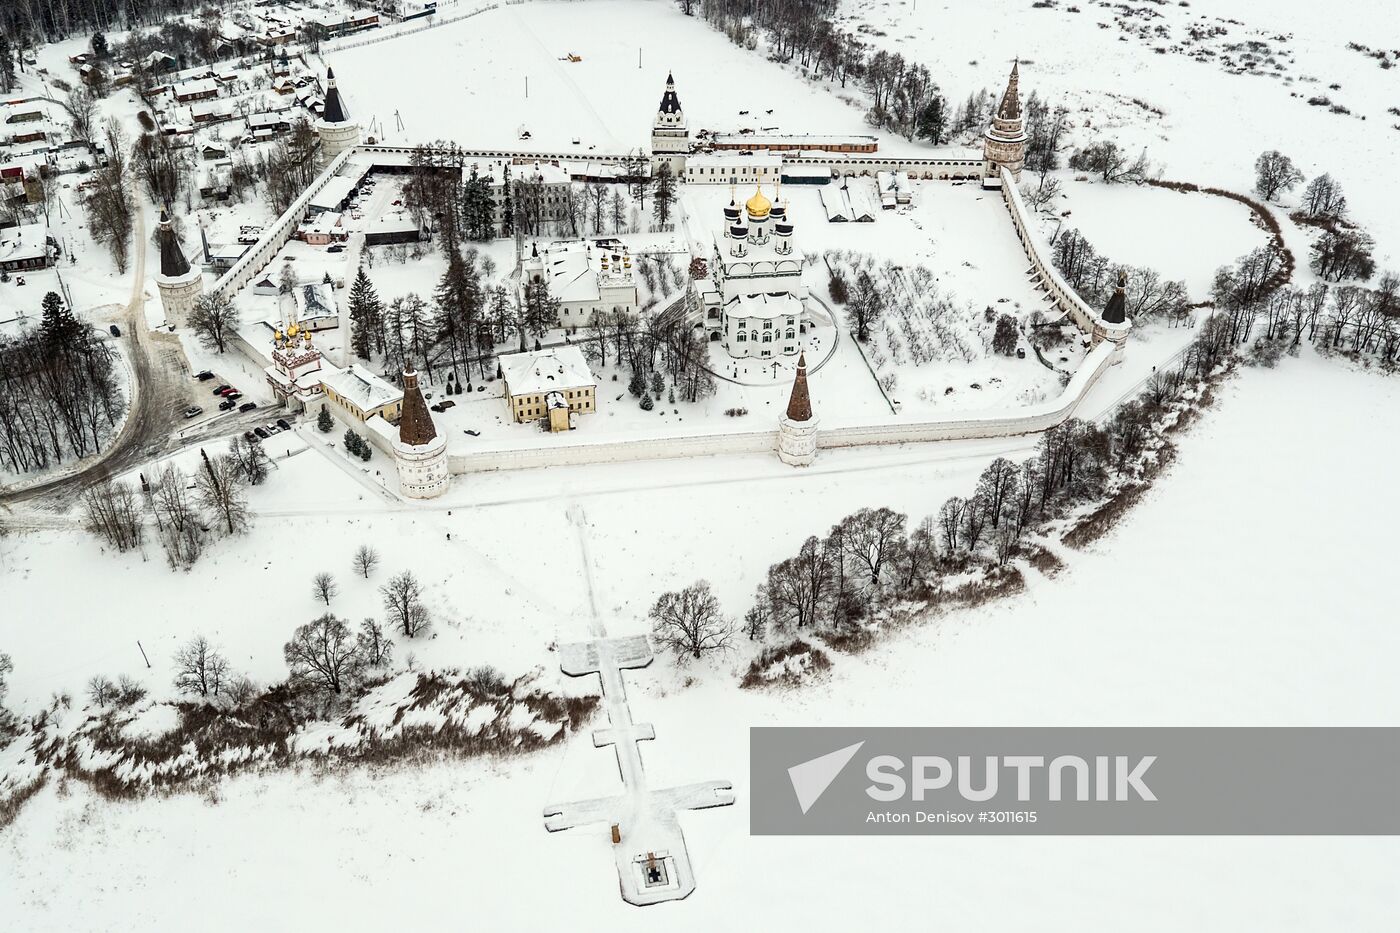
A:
723 200 741 221
745 185 771 219
729 224 748 239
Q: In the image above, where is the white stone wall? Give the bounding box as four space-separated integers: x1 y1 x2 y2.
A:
446 343 1117 475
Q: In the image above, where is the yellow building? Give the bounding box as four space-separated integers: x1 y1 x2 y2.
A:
499 347 597 429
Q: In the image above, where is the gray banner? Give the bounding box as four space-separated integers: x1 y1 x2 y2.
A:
750 727 1400 835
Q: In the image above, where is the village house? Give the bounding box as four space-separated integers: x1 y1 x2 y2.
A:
0 223 56 272
172 77 220 103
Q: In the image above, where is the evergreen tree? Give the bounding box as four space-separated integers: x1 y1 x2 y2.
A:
434 250 480 374
915 94 948 144
343 429 362 455
639 394 654 411
91 33 108 59
499 164 514 238
359 444 372 462
40 292 81 349
0 34 15 95
348 267 384 361
649 371 664 397
627 368 646 398
651 163 677 226
316 406 334 433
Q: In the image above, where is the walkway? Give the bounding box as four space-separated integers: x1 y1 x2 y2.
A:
542 504 734 906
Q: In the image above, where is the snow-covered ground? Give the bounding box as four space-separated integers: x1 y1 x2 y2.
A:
4 354 1398 930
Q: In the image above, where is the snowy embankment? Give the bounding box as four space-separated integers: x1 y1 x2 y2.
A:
0 667 596 823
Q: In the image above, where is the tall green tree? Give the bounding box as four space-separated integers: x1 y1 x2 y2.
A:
348 267 385 361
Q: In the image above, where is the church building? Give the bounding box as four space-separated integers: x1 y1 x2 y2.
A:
700 185 808 360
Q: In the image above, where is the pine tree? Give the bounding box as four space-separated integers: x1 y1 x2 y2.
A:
343 429 362 455
0 34 15 95
639 394 654 411
348 267 384 361
499 165 514 238
649 371 664 397
316 406 333 433
359 444 372 462
627 369 646 398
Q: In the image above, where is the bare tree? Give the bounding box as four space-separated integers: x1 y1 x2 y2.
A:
189 291 238 353
837 507 907 589
284 613 362 694
173 635 229 698
196 450 249 535
86 674 117 707
380 571 430 637
61 86 99 148
357 618 393 669
649 580 735 661
150 463 204 569
82 479 144 552
227 434 272 485
312 571 338 605
1254 150 1303 202
352 544 380 578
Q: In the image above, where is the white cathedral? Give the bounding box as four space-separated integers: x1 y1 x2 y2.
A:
701 186 808 360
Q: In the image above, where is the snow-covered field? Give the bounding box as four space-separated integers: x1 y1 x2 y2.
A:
4 355 1398 930
4 0 1400 927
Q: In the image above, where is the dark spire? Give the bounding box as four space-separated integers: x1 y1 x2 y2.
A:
996 59 1021 121
785 353 812 422
1103 270 1127 324
658 73 681 115
398 367 438 446
157 209 191 278
322 67 348 124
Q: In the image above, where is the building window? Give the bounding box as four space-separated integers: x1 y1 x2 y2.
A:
763 320 772 329
762 332 772 343
736 331 746 342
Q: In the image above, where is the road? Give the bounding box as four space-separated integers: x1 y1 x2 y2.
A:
0 199 264 513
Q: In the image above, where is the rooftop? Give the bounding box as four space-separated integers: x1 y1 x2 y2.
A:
499 346 596 397
320 364 402 412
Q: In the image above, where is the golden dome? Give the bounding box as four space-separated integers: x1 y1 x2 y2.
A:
287 322 300 338
745 185 771 218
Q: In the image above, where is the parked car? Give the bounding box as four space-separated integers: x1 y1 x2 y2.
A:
239 402 258 413
183 405 203 419
254 427 270 439
225 392 242 401
218 387 239 397
264 423 282 435
219 398 236 411
464 429 480 437
195 370 215 380
276 418 291 431
108 324 121 337
327 244 345 253
392 199 402 206
212 384 230 395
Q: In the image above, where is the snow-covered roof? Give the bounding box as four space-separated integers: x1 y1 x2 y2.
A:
0 223 51 264
686 153 782 171
174 78 219 97
294 282 338 321
500 346 595 397
309 175 356 211
724 292 803 322
320 365 402 412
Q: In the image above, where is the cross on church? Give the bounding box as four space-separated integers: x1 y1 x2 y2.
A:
543 635 734 906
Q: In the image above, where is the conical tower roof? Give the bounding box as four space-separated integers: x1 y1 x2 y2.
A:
156 209 191 278
322 66 348 124
996 60 1022 121
658 72 682 115
1103 270 1127 324
785 353 812 422
398 366 438 446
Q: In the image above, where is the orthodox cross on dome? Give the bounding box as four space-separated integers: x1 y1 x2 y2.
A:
786 352 813 421
397 366 438 446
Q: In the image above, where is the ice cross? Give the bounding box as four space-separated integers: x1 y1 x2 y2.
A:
543 635 734 906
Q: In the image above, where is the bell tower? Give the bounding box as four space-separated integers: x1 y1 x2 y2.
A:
983 60 1028 185
651 72 689 175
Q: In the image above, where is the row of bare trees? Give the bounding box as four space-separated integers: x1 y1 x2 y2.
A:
81 437 271 568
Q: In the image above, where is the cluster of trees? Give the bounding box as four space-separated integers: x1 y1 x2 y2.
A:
283 566 428 696
2 0 215 46
82 439 270 569
582 306 717 404
1067 140 1156 184
1051 229 1191 320
0 293 123 475
80 120 134 272
342 429 373 462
